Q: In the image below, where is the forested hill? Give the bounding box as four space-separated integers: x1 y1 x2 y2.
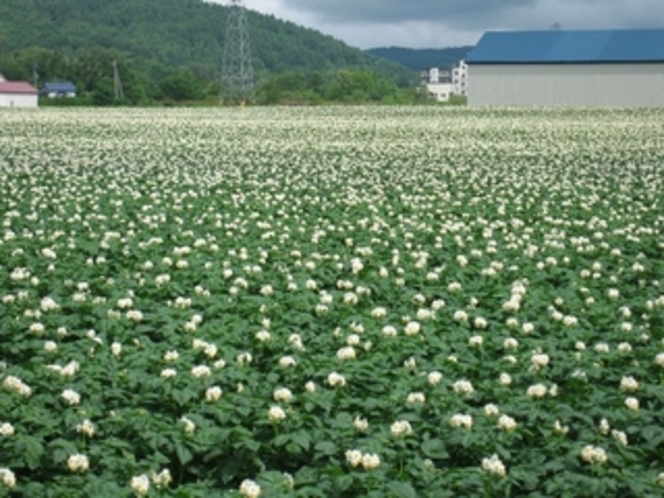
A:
0 0 414 84
366 46 474 71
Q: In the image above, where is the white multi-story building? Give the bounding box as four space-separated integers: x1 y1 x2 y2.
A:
422 67 454 102
422 61 468 101
452 60 468 96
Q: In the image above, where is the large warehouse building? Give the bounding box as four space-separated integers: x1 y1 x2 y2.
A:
466 29 664 107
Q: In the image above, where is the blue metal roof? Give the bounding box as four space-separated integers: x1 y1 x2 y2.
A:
466 29 664 64
43 82 77 92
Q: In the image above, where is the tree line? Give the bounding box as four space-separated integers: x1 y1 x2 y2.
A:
0 48 431 106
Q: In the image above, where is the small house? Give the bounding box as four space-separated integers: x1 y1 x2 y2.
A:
42 81 77 98
0 80 39 108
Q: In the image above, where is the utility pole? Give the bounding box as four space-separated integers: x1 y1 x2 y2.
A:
113 60 124 100
32 63 39 90
220 0 254 105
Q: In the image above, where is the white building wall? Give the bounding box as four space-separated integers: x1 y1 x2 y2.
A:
426 82 454 102
468 63 664 107
0 93 38 108
452 60 468 95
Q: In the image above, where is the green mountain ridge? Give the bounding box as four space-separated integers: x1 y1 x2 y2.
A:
366 46 474 72
0 0 415 86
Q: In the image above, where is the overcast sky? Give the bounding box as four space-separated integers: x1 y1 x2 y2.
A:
218 0 664 49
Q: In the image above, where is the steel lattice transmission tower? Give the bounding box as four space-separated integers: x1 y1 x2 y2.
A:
220 0 254 104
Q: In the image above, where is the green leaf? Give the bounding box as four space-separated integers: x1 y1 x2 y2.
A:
19 436 45 470
175 442 193 466
314 441 337 456
335 475 353 492
387 481 418 498
421 439 449 459
173 388 195 407
291 430 311 451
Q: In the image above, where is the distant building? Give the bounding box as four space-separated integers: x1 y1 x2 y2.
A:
466 28 664 107
42 81 77 98
422 67 455 102
452 60 468 96
0 80 39 108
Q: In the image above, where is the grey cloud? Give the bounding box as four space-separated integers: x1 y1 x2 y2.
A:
246 0 664 48
280 0 537 24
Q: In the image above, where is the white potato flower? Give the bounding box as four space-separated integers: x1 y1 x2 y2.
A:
111 342 122 356
191 365 211 378
76 419 95 438
427 371 443 386
206 386 223 402
522 322 535 334
61 389 81 406
239 479 262 498
361 453 381 470
273 388 293 403
406 392 426 404
161 368 177 379
499 373 513 386
531 353 550 369
180 417 196 434
0 468 16 489
336 346 356 361
580 445 607 465
150 468 172 489
656 353 664 367
44 341 58 353
29 322 45 335
482 454 506 477
503 338 519 350
526 384 548 398
0 423 15 437
449 414 473 430
268 405 287 422
620 376 639 392
237 352 253 366
554 420 569 435
497 415 517 432
279 356 296 368
164 350 179 362
625 397 640 411
612 430 628 446
345 449 363 468
382 325 398 337
326 372 346 387
67 453 90 473
40 296 59 312
453 379 474 395
371 307 387 318
469 335 483 347
484 404 500 416
390 420 413 437
255 330 271 342
353 416 369 432
131 474 150 496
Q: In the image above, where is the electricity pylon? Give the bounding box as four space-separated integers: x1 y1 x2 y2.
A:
220 0 254 105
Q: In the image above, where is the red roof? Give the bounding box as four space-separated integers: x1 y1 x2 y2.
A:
0 81 38 94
